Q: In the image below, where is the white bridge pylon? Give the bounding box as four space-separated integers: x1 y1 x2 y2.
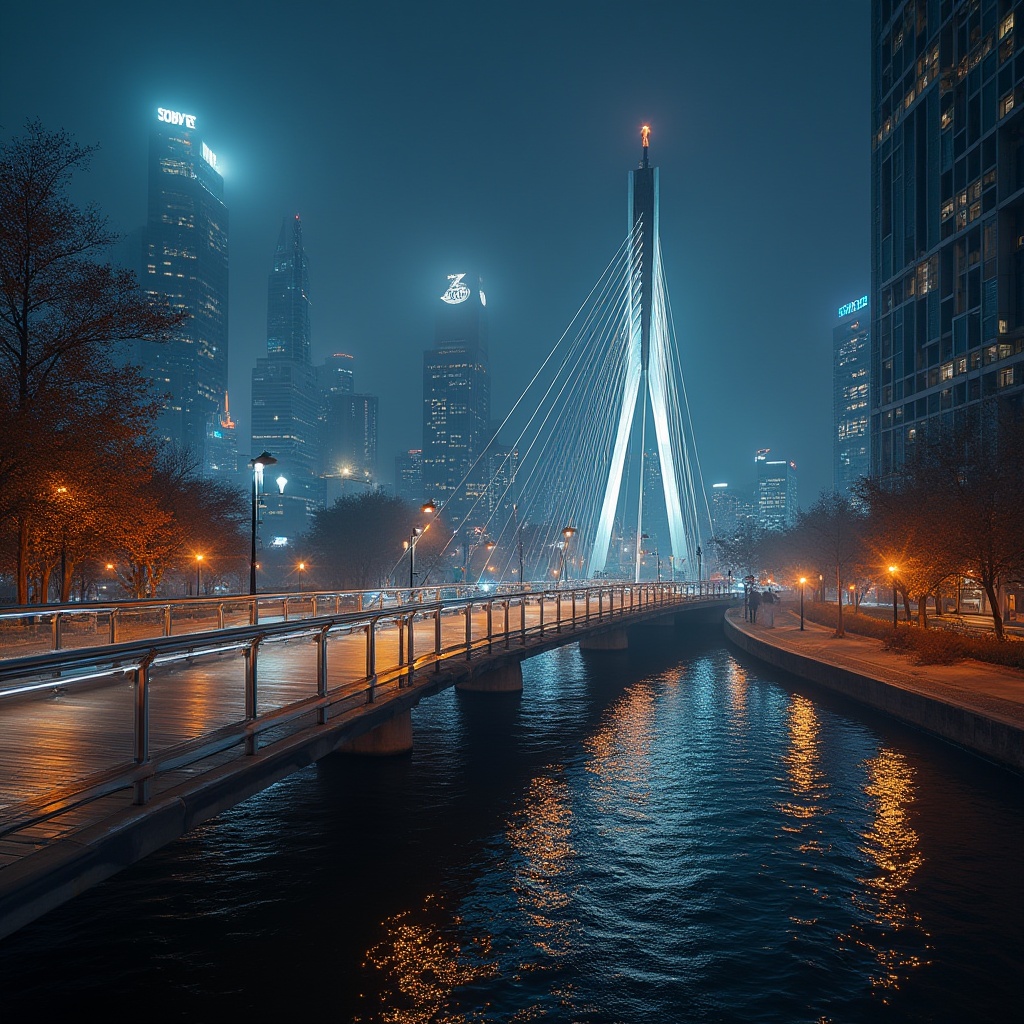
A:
418 129 710 588
588 130 700 581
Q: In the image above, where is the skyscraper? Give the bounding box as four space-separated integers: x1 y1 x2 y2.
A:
394 449 424 505
870 1 1023 480
755 449 798 530
251 216 319 541
833 295 871 499
141 106 228 469
422 273 490 524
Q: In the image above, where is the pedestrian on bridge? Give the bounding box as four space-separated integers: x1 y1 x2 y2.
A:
749 589 762 624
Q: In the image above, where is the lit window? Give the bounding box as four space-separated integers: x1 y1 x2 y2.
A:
998 367 1015 387
1000 12 1014 39
1000 92 1015 118
941 362 954 380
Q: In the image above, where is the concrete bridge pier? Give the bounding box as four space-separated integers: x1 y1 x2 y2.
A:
335 709 413 756
579 628 629 651
456 659 523 693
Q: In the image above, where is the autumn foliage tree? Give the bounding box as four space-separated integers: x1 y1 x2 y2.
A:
0 121 185 602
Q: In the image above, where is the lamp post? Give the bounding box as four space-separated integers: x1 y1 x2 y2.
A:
696 544 703 593
559 526 577 584
799 576 807 630
408 527 422 588
249 452 277 595
195 553 204 596
889 565 898 629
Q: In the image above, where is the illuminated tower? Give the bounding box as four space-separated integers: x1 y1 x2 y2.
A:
140 106 228 467
422 273 490 525
589 128 692 580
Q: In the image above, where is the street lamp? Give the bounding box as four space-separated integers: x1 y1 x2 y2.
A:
696 544 703 591
195 553 204 596
249 451 277 595
559 526 576 584
409 526 423 588
799 576 807 630
889 565 898 629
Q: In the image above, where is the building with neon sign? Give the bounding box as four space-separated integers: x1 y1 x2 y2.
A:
140 107 229 472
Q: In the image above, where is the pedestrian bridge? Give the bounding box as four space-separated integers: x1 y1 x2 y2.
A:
0 582 732 940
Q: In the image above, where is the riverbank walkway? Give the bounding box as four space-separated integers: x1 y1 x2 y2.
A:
724 605 1024 773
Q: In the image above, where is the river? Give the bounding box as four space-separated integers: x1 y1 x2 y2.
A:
0 628 1020 1022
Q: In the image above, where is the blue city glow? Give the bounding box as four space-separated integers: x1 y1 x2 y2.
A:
838 295 868 317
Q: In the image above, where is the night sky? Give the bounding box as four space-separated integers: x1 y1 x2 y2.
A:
2 1 870 504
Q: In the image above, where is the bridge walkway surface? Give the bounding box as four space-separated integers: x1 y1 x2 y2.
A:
0 586 726 939
725 605 1024 773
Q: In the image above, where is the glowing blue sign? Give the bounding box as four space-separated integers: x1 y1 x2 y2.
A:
838 295 868 318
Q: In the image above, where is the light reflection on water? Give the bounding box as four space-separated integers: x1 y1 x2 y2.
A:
0 633 1020 1023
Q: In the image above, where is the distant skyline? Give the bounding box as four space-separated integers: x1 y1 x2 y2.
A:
1 1 870 503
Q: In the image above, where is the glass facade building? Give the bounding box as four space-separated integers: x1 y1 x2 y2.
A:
422 273 491 526
141 107 228 470
833 297 871 499
250 216 319 541
871 0 1024 478
755 449 798 530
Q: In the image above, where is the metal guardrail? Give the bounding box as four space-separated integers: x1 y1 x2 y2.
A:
0 583 729 838
0 581 729 655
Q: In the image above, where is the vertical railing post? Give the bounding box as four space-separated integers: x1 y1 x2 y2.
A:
398 616 406 669
486 601 494 652
539 594 545 636
164 605 172 637
283 597 290 622
311 595 317 618
366 621 377 702
109 609 118 645
316 625 330 724
520 597 527 645
503 599 510 649
571 590 577 629
465 601 473 660
556 592 562 633
133 653 156 805
435 608 442 671
407 612 415 685
244 636 260 755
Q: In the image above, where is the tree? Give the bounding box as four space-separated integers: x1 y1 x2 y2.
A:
307 493 449 591
794 493 865 637
0 121 185 602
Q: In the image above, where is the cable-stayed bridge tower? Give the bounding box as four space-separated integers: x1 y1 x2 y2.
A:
417 127 710 588
588 127 692 581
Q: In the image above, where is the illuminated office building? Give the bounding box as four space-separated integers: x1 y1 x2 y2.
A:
834 296 871 499
422 273 490 524
140 106 229 469
250 216 319 541
394 449 424 505
755 449 798 530
871 0 1024 478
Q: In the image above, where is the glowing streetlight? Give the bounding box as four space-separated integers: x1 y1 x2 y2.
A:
799 576 807 630
195 553 204 596
249 451 277 595
559 526 577 584
888 565 899 629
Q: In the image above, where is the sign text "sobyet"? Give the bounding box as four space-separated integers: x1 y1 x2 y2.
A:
157 108 197 130
838 295 868 318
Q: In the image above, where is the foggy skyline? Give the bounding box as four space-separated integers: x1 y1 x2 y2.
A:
1 1 871 503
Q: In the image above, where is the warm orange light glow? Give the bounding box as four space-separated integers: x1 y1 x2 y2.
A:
195 553 204 563
641 124 650 147
106 563 114 570
888 565 898 574
298 561 306 571
799 577 807 585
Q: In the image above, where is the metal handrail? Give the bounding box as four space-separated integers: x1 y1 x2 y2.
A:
0 583 732 836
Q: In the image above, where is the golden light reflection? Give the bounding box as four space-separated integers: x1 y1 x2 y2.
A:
841 747 930 1000
583 683 657 816
506 773 575 954
726 661 748 721
777 695 828 850
356 894 498 1024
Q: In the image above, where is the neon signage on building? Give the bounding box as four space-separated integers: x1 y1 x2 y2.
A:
157 107 197 129
838 295 868 318
441 273 471 305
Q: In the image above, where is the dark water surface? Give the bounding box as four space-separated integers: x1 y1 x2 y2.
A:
1 630 1021 1022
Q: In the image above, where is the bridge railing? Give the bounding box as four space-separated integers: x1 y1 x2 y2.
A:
0 580 731 659
0 583 731 840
